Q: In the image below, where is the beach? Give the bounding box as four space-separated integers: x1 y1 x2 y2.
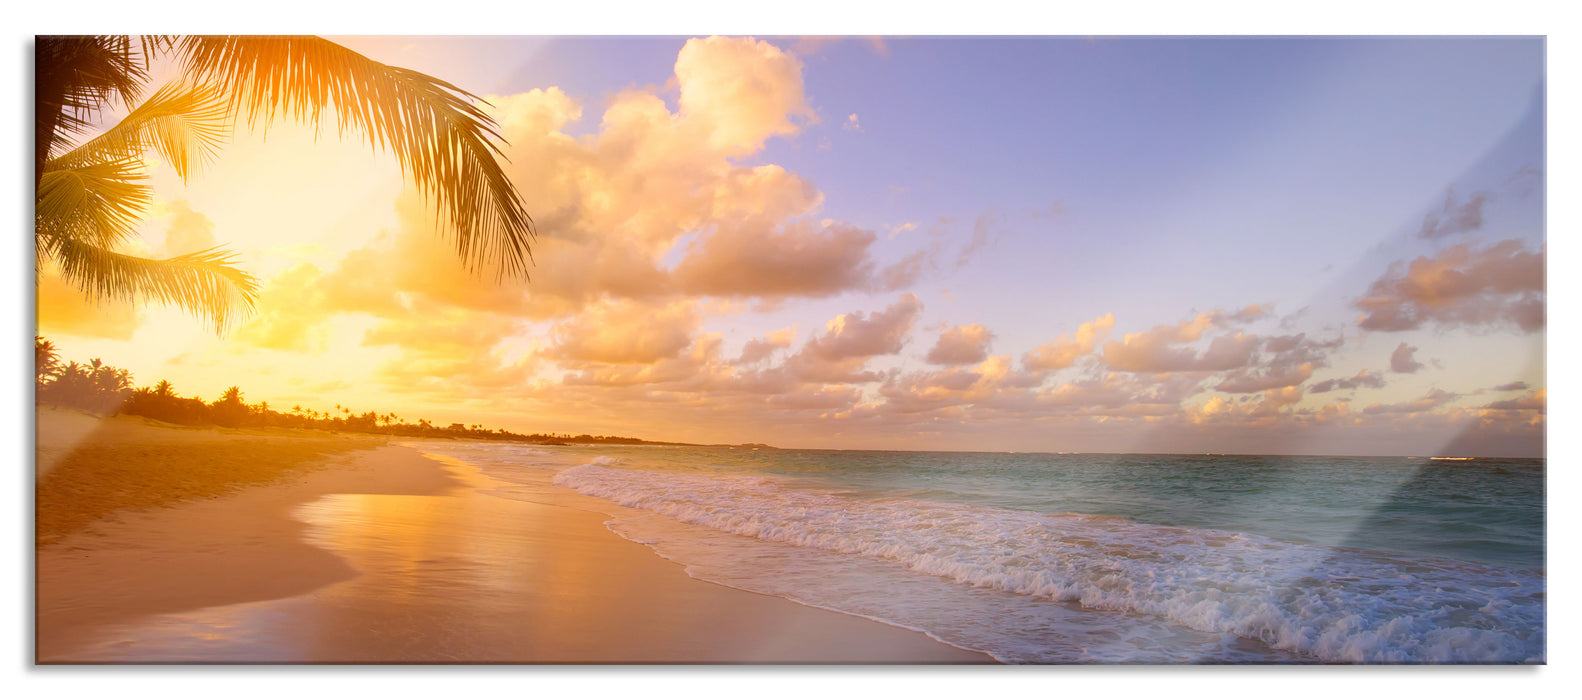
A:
34 410 992 663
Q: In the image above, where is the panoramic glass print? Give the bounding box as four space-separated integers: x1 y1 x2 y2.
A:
35 35 1544 664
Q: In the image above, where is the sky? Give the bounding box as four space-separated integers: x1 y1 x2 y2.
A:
35 35 1547 456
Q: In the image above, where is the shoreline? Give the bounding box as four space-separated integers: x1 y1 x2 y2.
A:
35 414 993 664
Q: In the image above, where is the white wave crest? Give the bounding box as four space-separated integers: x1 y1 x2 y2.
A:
554 464 1544 663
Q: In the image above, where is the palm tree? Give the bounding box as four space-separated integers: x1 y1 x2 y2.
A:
152 379 173 397
36 35 536 332
218 386 243 405
35 336 60 383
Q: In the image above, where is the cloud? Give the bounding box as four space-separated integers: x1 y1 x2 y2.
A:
789 36 888 59
843 113 861 132
1390 342 1425 373
158 200 218 256
674 36 813 156
956 209 1000 267
1491 380 1530 392
548 300 701 366
1226 304 1274 324
769 383 864 410
786 294 922 382
1215 362 1314 394
1040 373 1165 411
801 293 922 361
1023 313 1115 371
1219 331 1341 390
879 247 937 290
366 303 537 393
210 37 895 397
1309 370 1387 394
926 323 994 365
736 327 797 365
233 263 330 352
1362 388 1459 415
561 332 726 389
673 220 878 298
490 87 583 136
1418 187 1489 240
880 355 1043 414
1482 389 1545 412
1355 239 1545 333
363 304 522 356
1100 311 1262 373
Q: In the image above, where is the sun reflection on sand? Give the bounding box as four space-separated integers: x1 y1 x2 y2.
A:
48 452 986 663
53 457 589 662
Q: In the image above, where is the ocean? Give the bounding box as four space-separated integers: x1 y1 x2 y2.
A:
417 442 1546 664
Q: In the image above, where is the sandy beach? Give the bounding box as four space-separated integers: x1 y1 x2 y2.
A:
34 410 992 664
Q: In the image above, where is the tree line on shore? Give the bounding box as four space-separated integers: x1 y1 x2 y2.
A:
33 336 668 446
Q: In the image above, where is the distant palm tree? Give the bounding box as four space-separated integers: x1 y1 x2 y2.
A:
35 336 60 383
152 379 173 397
218 386 242 405
36 35 536 331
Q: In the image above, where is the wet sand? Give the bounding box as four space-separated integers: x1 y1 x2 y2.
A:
35 412 993 663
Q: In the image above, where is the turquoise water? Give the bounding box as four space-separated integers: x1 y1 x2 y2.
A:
425 443 1546 664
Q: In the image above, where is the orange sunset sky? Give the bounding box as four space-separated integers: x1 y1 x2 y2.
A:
34 34 1547 456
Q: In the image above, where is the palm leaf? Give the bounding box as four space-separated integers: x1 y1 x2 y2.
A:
41 236 259 332
49 80 231 182
169 35 535 278
35 157 153 255
35 36 147 183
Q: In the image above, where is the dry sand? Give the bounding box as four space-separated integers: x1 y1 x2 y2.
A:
35 411 993 664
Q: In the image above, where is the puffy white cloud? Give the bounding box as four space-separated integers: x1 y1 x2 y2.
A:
673 36 813 156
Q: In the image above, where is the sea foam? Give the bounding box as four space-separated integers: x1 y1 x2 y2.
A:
554 463 1545 664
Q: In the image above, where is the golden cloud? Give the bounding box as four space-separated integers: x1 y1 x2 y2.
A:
1023 313 1115 371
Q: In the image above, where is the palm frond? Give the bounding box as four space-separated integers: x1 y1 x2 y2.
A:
50 81 231 182
35 157 153 254
172 35 535 279
42 236 259 332
35 36 147 180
